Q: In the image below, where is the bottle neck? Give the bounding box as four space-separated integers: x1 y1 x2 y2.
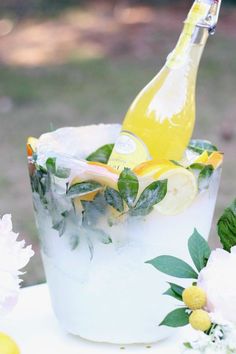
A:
166 24 209 70
166 1 211 70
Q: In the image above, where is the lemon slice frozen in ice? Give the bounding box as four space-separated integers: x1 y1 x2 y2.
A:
69 161 119 201
134 160 197 215
27 136 38 157
155 167 198 215
206 152 223 169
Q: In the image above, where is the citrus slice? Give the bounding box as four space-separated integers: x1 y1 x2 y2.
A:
70 162 119 202
27 137 38 157
133 159 177 179
206 152 223 169
155 168 198 215
0 332 20 354
193 150 209 164
134 160 197 215
71 162 119 189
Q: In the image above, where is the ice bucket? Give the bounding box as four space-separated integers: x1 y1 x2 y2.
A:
28 125 222 344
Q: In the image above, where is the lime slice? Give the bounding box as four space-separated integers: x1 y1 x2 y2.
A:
155 167 198 215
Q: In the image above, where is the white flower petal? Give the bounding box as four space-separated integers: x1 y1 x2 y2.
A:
0 214 12 233
198 248 236 324
0 214 34 315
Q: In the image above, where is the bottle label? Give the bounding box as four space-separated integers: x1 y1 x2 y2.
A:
109 131 150 171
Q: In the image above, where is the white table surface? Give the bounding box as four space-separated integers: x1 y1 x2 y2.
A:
0 284 197 354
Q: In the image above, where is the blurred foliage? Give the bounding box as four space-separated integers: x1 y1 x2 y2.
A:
0 0 235 18
0 0 83 17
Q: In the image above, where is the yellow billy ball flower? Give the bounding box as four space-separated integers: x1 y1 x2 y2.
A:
0 332 20 354
182 286 207 310
189 310 212 332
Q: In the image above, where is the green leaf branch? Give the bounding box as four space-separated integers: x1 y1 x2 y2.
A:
146 200 236 330
146 228 212 328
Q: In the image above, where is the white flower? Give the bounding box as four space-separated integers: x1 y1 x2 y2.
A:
0 214 34 315
182 325 236 354
197 247 236 324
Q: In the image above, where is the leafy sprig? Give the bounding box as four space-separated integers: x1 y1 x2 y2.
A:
146 229 211 327
188 163 214 191
146 200 236 329
117 168 167 217
188 140 218 155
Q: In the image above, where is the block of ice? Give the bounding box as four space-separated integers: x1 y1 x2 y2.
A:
37 124 121 166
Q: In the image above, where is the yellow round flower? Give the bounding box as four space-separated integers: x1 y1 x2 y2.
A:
182 286 207 310
0 332 20 354
189 310 211 332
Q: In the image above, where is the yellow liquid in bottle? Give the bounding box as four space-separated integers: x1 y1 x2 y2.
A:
123 60 196 161
109 2 211 171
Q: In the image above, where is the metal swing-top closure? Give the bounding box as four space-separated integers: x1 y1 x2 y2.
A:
197 0 222 34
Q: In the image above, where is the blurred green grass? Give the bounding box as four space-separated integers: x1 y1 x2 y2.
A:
0 28 235 285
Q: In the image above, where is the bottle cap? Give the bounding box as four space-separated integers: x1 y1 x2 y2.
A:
197 0 222 34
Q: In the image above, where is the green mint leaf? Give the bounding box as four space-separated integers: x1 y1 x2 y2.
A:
198 165 214 191
81 194 107 227
188 162 205 171
183 342 193 349
132 180 167 215
67 181 102 198
69 234 80 250
217 199 236 251
104 187 124 213
86 144 114 164
46 157 70 178
55 167 71 179
118 168 139 208
170 160 183 167
146 255 198 279
163 288 183 301
93 228 112 244
188 229 211 272
188 140 218 154
129 206 153 217
159 308 189 327
46 157 56 174
52 218 65 237
168 282 185 297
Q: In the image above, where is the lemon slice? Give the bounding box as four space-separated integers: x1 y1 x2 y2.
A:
70 162 119 189
155 167 198 215
0 332 20 354
206 152 223 169
26 137 38 157
193 150 209 164
134 160 197 215
69 162 119 202
134 159 177 178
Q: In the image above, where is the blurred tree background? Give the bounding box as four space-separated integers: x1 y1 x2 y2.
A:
0 0 235 286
